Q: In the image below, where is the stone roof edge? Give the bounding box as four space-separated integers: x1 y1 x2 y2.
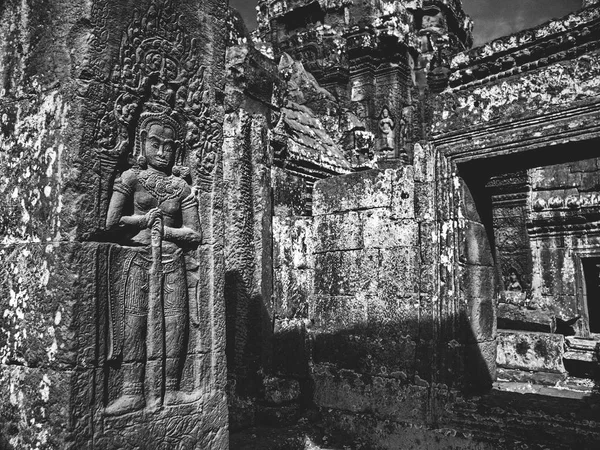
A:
446 5 600 90
432 101 600 163
272 131 352 178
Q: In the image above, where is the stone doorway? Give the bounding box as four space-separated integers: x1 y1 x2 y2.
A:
457 140 600 388
582 257 600 334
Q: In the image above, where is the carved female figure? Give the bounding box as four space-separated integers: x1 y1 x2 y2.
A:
378 106 395 151
506 268 523 292
105 111 201 415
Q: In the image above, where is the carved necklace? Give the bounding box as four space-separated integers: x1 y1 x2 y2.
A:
138 170 184 203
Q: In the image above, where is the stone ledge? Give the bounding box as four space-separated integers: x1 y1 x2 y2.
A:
493 380 592 399
564 335 600 362
497 367 567 386
497 330 566 374
497 303 554 332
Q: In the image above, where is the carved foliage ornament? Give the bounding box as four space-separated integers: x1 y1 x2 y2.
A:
92 0 221 191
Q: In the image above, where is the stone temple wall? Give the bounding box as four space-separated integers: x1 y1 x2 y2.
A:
311 167 421 379
295 144 500 448
0 1 229 449
425 3 600 448
529 157 600 330
231 2 600 449
222 110 275 431
4 0 600 449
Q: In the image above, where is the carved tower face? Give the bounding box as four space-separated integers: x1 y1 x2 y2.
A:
422 10 445 31
141 122 178 172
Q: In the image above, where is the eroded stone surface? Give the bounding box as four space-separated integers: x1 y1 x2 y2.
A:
6 0 600 448
497 330 566 373
1 0 228 448
262 377 301 405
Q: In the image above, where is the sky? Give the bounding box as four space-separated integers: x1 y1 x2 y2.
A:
229 0 583 47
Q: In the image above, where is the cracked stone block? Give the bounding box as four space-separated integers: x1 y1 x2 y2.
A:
312 295 368 331
313 170 394 215
314 249 380 296
461 265 496 301
459 220 494 266
466 297 497 343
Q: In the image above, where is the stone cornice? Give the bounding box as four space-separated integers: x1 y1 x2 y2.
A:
528 219 600 238
432 100 600 162
447 6 600 90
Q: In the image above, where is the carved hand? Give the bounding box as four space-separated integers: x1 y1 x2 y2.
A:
145 207 164 230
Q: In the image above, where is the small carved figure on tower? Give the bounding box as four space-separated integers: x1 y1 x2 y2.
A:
105 102 202 416
378 106 396 152
421 8 446 33
418 8 446 54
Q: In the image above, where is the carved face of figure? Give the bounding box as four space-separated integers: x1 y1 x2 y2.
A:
422 12 443 30
509 271 518 282
142 123 177 172
381 108 389 118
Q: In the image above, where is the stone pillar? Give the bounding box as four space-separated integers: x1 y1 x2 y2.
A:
0 1 228 449
222 111 274 430
457 176 498 390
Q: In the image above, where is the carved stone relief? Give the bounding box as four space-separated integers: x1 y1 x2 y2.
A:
88 0 223 420
377 106 396 154
90 0 222 223
104 109 202 415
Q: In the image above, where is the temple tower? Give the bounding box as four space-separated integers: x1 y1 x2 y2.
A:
255 0 473 162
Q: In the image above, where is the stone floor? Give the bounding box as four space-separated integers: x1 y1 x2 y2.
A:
230 423 337 450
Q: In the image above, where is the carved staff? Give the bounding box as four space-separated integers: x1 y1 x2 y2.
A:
147 215 165 404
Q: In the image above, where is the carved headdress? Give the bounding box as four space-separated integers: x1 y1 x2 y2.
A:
133 80 188 173
93 0 222 184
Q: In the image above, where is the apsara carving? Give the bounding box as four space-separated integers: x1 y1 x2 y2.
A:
91 0 221 416
92 0 222 207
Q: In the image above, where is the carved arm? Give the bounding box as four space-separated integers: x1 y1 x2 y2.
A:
106 190 150 231
163 190 202 245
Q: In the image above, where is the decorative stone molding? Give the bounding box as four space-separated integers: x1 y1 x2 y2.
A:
448 7 600 89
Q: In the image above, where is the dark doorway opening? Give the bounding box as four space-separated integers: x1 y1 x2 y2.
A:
583 258 600 333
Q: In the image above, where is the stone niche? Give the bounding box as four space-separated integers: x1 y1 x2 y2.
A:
0 1 228 449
